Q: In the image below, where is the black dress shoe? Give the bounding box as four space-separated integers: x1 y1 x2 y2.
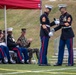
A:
66 64 74 66
25 62 30 64
46 63 51 66
54 63 62 66
39 63 51 66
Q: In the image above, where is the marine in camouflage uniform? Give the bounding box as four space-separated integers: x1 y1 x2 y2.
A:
17 28 39 63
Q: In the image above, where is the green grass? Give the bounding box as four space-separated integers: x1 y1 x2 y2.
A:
0 64 76 75
0 1 76 75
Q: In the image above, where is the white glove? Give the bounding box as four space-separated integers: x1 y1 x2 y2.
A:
51 28 55 32
54 19 60 25
49 31 53 37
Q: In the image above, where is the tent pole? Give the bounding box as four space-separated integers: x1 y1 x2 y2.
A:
40 7 42 15
40 0 42 26
4 5 7 45
40 0 42 15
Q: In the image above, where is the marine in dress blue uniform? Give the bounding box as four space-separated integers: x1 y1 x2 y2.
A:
0 30 15 64
38 5 56 66
53 4 75 66
7 28 29 64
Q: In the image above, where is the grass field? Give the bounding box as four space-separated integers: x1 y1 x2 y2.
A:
0 64 76 75
0 0 76 75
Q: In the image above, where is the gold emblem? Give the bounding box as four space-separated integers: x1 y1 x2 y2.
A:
63 16 67 21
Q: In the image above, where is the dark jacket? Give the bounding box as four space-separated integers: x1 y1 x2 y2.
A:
7 34 17 50
40 12 55 37
54 12 75 40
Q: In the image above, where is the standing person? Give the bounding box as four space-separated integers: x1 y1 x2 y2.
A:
50 4 75 66
7 28 29 64
38 5 56 66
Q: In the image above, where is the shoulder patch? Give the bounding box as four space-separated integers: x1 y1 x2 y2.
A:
67 17 71 22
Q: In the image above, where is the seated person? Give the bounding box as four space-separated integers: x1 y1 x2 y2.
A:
17 28 39 64
7 27 29 64
0 30 15 64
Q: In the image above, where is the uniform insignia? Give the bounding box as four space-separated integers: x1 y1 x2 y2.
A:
63 16 67 21
67 17 71 22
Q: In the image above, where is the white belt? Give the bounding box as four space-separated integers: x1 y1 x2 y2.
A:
46 25 50 28
62 26 71 29
40 24 50 28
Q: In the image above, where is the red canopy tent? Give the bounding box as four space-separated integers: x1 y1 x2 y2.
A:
0 0 41 9
0 0 42 44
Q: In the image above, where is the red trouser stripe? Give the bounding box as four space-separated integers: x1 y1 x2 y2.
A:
0 48 4 57
13 48 22 61
40 37 45 64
